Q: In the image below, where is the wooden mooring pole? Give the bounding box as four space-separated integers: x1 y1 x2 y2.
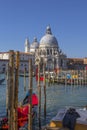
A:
24 67 26 92
85 69 87 85
14 51 20 130
6 63 9 115
48 69 50 86
28 59 32 130
8 50 15 130
38 61 41 129
8 50 20 130
43 62 46 118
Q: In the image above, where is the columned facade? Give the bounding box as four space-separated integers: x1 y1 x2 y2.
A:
24 26 67 72
35 26 67 71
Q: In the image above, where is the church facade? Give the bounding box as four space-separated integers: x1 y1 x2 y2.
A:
0 26 86 73
25 26 67 72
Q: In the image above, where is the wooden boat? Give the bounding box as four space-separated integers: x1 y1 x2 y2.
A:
0 78 5 85
19 73 29 77
45 107 87 130
0 92 38 130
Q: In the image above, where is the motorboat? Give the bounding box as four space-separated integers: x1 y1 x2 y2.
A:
45 107 87 130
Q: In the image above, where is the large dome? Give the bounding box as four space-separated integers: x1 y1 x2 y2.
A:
39 26 58 48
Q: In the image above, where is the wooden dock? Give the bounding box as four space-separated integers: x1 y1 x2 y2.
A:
49 78 87 85
46 69 87 86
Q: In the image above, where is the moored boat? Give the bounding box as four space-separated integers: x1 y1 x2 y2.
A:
0 78 5 85
19 73 29 77
0 92 38 130
44 107 87 130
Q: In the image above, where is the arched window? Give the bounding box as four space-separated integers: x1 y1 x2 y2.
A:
47 49 49 55
50 49 52 55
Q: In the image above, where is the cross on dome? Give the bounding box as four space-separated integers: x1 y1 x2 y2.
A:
46 25 52 34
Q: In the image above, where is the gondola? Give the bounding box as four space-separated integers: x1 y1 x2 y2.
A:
0 92 38 130
0 78 5 85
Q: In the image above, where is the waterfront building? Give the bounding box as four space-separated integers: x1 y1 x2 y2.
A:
35 26 67 71
0 26 67 74
84 58 87 65
25 25 67 72
0 25 87 73
0 51 35 73
67 58 87 70
24 27 87 72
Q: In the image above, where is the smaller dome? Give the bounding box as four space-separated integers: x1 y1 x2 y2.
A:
30 37 39 53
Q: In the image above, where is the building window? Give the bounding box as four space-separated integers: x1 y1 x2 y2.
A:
61 59 63 66
47 49 49 55
50 49 52 55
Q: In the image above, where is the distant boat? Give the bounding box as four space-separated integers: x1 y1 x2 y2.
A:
19 73 29 77
19 72 35 77
0 78 5 85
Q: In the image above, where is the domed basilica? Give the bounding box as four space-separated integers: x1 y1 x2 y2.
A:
25 26 67 71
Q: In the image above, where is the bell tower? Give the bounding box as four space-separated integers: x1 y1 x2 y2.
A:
25 38 30 52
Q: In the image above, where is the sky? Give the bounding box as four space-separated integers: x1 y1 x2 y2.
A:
0 0 87 58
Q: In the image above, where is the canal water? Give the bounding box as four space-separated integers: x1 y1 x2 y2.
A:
0 75 87 128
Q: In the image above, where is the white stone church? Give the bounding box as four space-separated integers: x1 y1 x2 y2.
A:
25 25 67 72
0 26 67 73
